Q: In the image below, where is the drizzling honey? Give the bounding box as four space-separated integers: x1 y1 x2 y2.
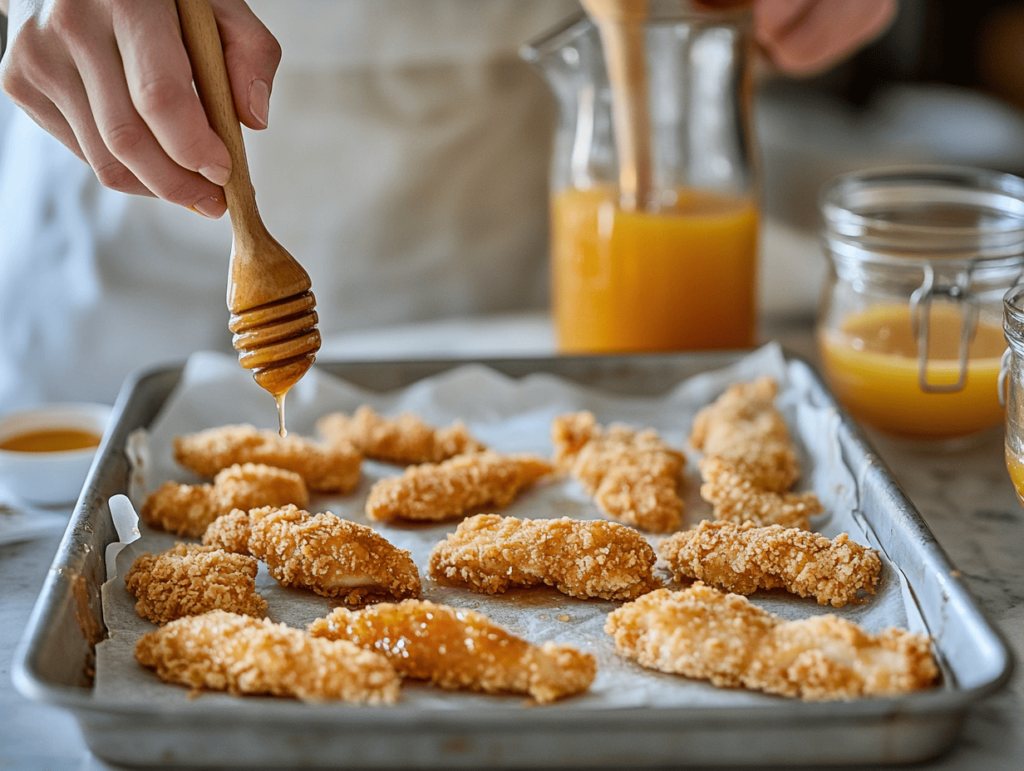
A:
0 428 101 453
176 0 321 437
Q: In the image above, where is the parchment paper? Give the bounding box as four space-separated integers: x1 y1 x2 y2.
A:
94 344 925 711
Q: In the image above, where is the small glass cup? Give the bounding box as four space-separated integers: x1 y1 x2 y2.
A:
816 165 1024 441
1001 285 1024 504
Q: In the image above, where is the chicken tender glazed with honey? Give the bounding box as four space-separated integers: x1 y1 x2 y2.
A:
317 406 485 464
134 610 400 703
605 584 938 701
173 424 361 493
552 411 685 533
141 462 309 538
428 513 660 601
124 543 267 624
247 505 421 606
365 451 553 523
309 599 596 703
658 520 881 607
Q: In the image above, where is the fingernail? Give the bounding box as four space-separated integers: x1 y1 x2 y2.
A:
198 163 231 186
190 196 226 219
248 78 270 128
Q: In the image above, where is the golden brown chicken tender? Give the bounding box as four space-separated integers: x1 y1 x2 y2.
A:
124 543 267 624
309 599 596 703
134 610 400 703
697 457 821 530
317 406 486 465
141 462 309 538
689 376 800 493
173 424 361 493
247 505 421 606
428 514 659 601
552 412 685 533
658 520 882 607
365 451 552 523
202 509 253 555
605 584 938 700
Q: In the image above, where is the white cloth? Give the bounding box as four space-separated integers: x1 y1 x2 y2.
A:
0 0 578 409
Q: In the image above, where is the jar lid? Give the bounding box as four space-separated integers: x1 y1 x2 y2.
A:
821 165 1024 264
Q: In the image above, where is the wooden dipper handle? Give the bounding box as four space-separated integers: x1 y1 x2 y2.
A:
176 0 312 313
581 0 653 211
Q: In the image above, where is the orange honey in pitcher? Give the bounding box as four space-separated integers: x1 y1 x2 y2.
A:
552 186 758 353
818 302 1006 440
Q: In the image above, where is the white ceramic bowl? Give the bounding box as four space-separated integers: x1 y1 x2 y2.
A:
0 403 113 506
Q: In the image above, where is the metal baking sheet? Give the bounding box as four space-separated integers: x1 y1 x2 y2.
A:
12 349 1014 768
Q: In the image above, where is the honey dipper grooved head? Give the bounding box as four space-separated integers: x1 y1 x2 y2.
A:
229 290 322 395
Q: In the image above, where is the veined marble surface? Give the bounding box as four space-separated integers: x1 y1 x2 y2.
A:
2 316 1021 770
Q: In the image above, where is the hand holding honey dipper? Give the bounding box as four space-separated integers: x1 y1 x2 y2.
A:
175 0 321 434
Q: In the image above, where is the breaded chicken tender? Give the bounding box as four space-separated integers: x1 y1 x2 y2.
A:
689 377 800 492
202 509 253 555
428 514 660 601
698 457 822 530
141 462 309 538
309 599 596 703
317 406 485 465
247 505 420 606
365 451 552 523
173 424 361 493
552 412 685 533
134 610 400 703
605 584 938 701
124 543 267 624
658 520 882 607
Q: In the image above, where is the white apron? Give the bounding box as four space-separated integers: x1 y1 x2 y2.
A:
0 0 578 408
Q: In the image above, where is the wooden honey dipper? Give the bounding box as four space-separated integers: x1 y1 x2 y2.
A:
176 0 321 434
580 0 653 211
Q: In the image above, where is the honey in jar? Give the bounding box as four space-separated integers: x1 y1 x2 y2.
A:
817 166 1024 441
552 187 758 353
0 428 101 453
819 302 1006 440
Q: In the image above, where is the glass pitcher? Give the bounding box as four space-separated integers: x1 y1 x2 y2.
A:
522 2 757 354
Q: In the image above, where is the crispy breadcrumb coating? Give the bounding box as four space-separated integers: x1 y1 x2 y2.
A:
365 451 552 523
173 424 361 493
551 412 685 533
309 599 596 703
134 610 400 703
698 457 822 530
658 520 882 607
202 509 253 555
247 505 421 606
317 406 485 465
689 377 800 493
141 462 309 538
605 584 938 700
124 543 267 624
428 514 659 601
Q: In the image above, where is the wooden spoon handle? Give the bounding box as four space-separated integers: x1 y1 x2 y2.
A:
581 0 652 211
176 0 259 228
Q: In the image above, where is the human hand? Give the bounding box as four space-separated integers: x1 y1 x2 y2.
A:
700 0 897 77
0 0 281 217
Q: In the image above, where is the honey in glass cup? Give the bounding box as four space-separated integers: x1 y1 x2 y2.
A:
1001 285 1024 504
816 166 1024 441
523 4 759 354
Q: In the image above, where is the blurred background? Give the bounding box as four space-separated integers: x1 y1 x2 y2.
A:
4 0 1024 323
754 0 1024 319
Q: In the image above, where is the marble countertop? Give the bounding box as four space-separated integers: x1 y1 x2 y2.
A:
2 316 1022 770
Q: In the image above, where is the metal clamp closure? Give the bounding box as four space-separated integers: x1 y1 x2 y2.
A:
909 264 978 394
